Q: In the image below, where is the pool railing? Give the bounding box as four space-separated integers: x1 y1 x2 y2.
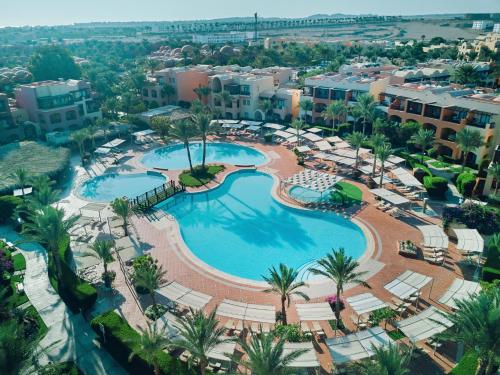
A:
129 180 186 212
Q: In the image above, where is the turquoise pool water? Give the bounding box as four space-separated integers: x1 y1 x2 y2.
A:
79 173 166 202
289 186 332 203
141 142 268 170
159 171 366 281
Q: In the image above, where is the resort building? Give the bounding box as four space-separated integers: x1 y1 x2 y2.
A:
0 93 35 144
379 84 500 165
494 23 500 33
458 33 500 56
301 73 392 124
14 79 102 134
472 20 493 30
192 31 254 44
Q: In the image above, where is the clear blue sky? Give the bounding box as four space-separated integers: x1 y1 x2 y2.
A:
2 0 500 27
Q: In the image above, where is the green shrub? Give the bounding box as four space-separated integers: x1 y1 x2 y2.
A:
12 253 26 271
263 132 273 143
451 350 479 375
38 361 83 375
457 172 476 197
424 176 449 199
273 323 311 342
91 311 200 375
483 235 500 282
0 196 22 224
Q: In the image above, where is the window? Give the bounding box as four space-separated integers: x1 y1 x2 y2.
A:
314 87 329 100
276 99 286 110
142 89 149 97
65 110 77 121
407 101 423 115
50 113 62 124
78 104 84 116
240 85 250 96
152 90 158 98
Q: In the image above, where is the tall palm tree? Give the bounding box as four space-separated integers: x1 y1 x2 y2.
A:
128 322 172 375
357 342 411 375
370 133 388 176
111 198 130 236
299 100 313 123
10 168 29 197
347 132 367 170
71 129 88 165
323 100 347 135
193 86 212 105
85 240 115 287
86 123 98 151
376 143 393 188
456 128 483 172
410 128 435 163
350 106 363 133
175 308 228 375
161 84 176 104
22 206 79 280
262 263 309 325
193 113 210 170
309 248 370 320
171 120 197 174
259 99 274 121
132 261 167 313
231 330 308 375
487 163 500 195
290 119 305 147
436 288 499 375
354 93 377 135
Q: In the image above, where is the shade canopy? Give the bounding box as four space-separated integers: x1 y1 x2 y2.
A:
396 306 453 343
156 281 212 310
133 129 155 136
219 119 240 124
285 169 341 193
283 342 320 368
384 270 432 300
334 141 350 149
246 125 261 132
315 140 333 151
346 293 388 316
156 311 182 340
207 339 237 362
273 130 295 139
13 187 33 196
240 120 262 126
392 167 423 188
417 225 449 249
438 278 481 310
302 132 323 142
296 302 336 321
370 188 410 205
328 154 357 166
296 145 312 153
307 127 323 134
222 123 244 129
263 123 285 130
333 148 357 158
94 147 112 155
453 229 484 254
285 128 307 135
326 327 394 364
216 299 276 323
325 136 343 143
101 138 125 148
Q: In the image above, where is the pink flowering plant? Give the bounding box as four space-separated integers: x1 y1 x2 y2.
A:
325 294 345 309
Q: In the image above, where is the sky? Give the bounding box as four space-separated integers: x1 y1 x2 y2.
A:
1 0 500 27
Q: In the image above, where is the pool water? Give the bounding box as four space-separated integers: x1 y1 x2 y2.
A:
159 171 366 281
141 142 268 170
79 173 166 202
289 186 332 203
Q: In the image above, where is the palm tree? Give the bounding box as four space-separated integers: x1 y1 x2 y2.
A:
357 342 411 375
436 288 499 375
85 240 115 287
128 322 172 375
350 106 363 133
22 206 79 280
453 64 482 86
456 128 482 172
258 99 274 121
410 128 435 163
231 330 308 375
71 129 88 165
309 248 370 320
370 133 388 176
262 263 309 325
161 84 176 104
111 198 130 236
347 132 367 170
220 91 232 116
86 123 98 151
132 261 167 313
354 93 377 135
323 100 347 135
10 168 29 197
299 100 313 123
290 119 305 147
175 308 228 375
193 86 211 105
487 163 500 195
193 113 210 170
26 177 59 209
171 120 197 174
151 116 171 140
96 119 110 142
376 143 393 188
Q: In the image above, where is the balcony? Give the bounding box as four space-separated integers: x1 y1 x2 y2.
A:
313 87 330 100
423 105 442 120
406 101 423 116
224 84 240 96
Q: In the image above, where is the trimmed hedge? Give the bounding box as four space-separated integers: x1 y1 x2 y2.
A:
483 238 500 282
451 350 479 375
91 311 202 375
456 172 476 198
424 176 449 200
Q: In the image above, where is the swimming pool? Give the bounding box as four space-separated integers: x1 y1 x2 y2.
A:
79 172 167 202
159 171 366 281
141 142 268 170
289 186 332 203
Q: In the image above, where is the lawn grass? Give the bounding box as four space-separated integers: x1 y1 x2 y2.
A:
451 350 479 375
331 181 363 206
12 253 26 271
178 165 225 187
24 305 48 339
7 274 29 307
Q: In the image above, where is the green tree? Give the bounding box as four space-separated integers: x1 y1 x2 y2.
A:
132 261 167 314
357 342 411 375
10 168 29 197
347 132 367 170
456 128 483 171
290 119 305 147
262 263 309 326
0 320 39 375
193 86 212 105
175 308 228 375
151 116 171 139
29 45 81 81
171 120 197 174
111 198 131 236
376 143 393 188
71 129 88 165
309 248 370 320
161 84 176 104
410 128 435 163
488 163 500 195
258 99 274 121
370 133 388 176
231 330 308 375
436 288 499 375
193 113 210 170
299 100 313 123
323 100 347 135
453 64 482 85
128 322 172 375
354 93 377 135
85 240 115 287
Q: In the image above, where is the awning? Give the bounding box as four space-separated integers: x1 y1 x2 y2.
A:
326 327 394 364
370 188 410 205
132 129 155 136
240 120 263 126
95 147 112 155
273 130 295 139
334 141 350 149
453 229 484 254
384 270 432 300
307 127 323 134
296 145 312 153
333 149 357 158
263 123 285 130
207 339 236 362
216 299 276 323
156 281 212 310
346 293 388 316
295 302 336 321
283 342 320 368
285 128 307 135
396 306 453 343
417 225 449 248
219 119 240 124
302 132 323 142
438 278 481 310
392 167 423 188
101 138 125 148
315 140 333 151
222 123 244 129
325 136 343 143
387 155 405 164
246 125 261 132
